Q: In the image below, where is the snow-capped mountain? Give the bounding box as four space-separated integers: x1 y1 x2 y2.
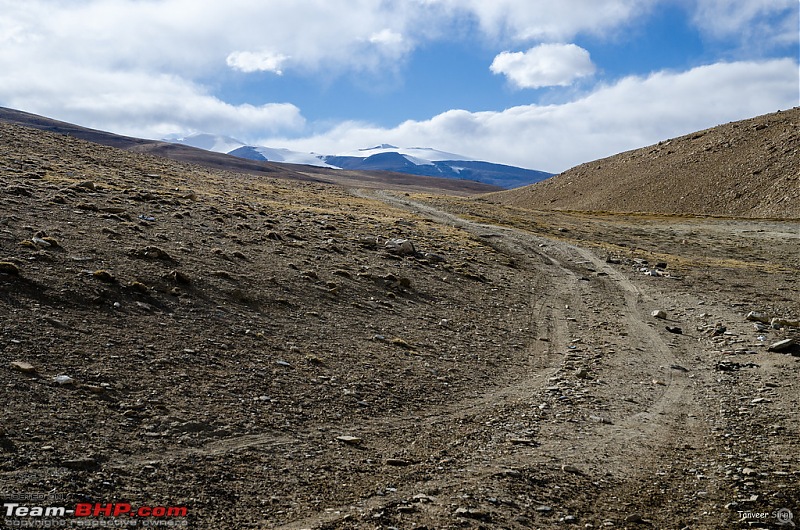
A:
322 145 552 189
163 136 553 188
228 146 336 168
166 133 245 154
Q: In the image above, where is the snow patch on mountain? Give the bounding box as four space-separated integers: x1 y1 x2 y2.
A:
337 145 475 163
167 133 245 154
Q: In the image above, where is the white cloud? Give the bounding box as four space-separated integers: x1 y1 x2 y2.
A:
431 0 649 41
490 43 596 88
689 0 798 47
262 59 799 173
226 50 289 74
369 29 405 46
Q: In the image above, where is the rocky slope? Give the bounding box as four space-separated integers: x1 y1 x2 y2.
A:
492 108 800 218
1 115 798 529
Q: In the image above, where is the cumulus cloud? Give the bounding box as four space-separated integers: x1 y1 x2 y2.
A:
490 44 596 88
226 50 289 74
262 59 798 173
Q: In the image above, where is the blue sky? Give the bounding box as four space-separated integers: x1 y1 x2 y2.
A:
1 1 798 172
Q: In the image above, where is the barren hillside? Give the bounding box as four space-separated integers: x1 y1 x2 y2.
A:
492 108 800 218
1 117 798 529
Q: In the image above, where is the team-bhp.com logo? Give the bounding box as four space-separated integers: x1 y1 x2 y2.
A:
4 502 188 527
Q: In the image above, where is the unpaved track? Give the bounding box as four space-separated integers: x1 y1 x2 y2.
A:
266 189 738 529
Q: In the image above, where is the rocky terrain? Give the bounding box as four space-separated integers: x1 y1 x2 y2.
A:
491 108 800 218
1 119 798 529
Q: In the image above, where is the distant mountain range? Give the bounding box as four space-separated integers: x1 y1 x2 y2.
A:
167 135 553 189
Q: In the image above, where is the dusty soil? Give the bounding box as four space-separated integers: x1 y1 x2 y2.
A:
1 123 798 529
491 108 800 218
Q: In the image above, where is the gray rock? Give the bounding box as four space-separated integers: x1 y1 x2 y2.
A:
768 338 796 352
746 311 771 323
651 310 667 319
385 238 416 256
10 361 36 373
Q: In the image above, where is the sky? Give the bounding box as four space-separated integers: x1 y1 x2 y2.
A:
0 1 798 173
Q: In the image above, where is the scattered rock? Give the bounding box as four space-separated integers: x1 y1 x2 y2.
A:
167 270 191 284
665 326 683 334
767 338 796 352
385 238 416 256
454 507 490 521
561 464 583 474
745 311 770 323
509 438 538 446
54 375 75 385
390 337 414 350
771 317 799 329
92 269 116 282
651 310 667 319
10 361 36 374
336 435 362 445
61 457 98 470
0 262 20 275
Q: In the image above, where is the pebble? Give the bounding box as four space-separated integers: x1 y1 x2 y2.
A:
0 262 21 275
10 361 36 373
745 311 770 323
767 338 796 352
336 435 362 445
54 375 75 385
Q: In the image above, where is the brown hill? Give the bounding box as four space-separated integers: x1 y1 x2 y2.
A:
0 107 500 195
492 107 800 218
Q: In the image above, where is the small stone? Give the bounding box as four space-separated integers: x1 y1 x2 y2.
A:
0 262 20 275
768 338 796 352
454 508 490 521
562 464 582 474
665 326 683 334
670 364 689 372
54 375 75 385
509 438 537 445
336 435 362 445
651 310 667 319
746 311 771 323
386 458 411 466
10 361 36 373
92 270 115 282
625 514 645 523
390 337 414 350
575 368 590 379
535 505 553 513
62 458 98 470
385 238 416 256
771 317 799 328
